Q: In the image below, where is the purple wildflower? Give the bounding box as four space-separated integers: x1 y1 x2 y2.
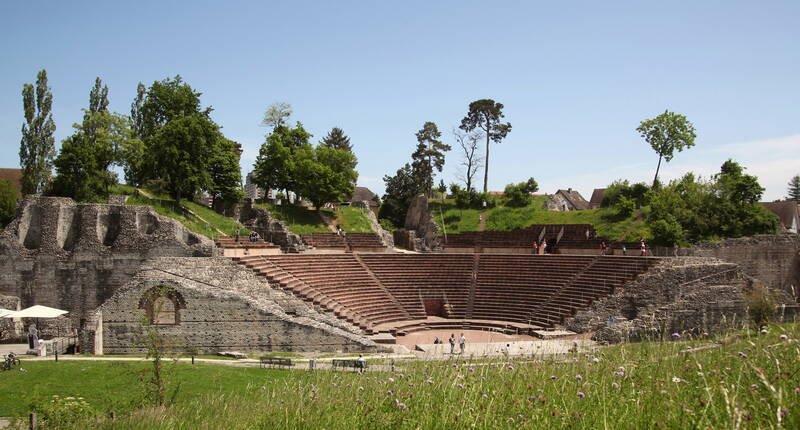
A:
760 329 768 335
780 334 788 340
575 374 583 381
550 375 558 380
671 333 681 339
577 392 586 398
738 351 748 359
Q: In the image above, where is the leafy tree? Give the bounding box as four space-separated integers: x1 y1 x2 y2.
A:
379 163 419 228
0 179 19 227
252 122 312 197
261 102 292 129
151 115 220 201
51 78 134 201
636 110 697 187
321 127 353 152
503 178 539 207
436 179 447 195
452 127 483 193
294 144 358 209
19 69 57 194
131 76 239 202
459 99 512 194
208 139 244 205
646 160 777 245
411 122 450 196
786 174 800 202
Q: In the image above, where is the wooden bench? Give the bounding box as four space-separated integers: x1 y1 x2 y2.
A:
260 356 294 369
331 358 367 372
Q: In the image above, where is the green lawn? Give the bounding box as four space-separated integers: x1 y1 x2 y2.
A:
1 324 797 429
256 203 331 235
323 206 374 233
124 192 249 239
430 198 650 241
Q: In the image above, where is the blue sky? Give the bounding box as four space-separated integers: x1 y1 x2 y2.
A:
1 1 798 201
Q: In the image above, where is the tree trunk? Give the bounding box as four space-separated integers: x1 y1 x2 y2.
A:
483 120 490 194
652 154 663 188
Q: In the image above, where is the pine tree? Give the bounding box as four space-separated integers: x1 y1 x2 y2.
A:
787 174 800 202
321 127 352 152
411 122 450 196
19 69 57 194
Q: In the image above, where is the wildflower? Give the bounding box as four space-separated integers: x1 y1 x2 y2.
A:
738 351 748 359
794 387 800 394
750 384 758 391
550 375 558 380
672 377 683 383
760 329 768 335
702 332 709 337
358 386 364 391
575 374 583 381
456 374 464 379
394 399 408 410
613 371 625 377
388 377 395 383
457 383 465 389
592 357 601 363
780 334 788 340
577 392 586 398
612 382 620 389
671 333 681 339
426 379 433 384
482 394 489 399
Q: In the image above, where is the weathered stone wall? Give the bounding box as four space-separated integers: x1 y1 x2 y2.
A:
95 257 377 354
0 196 213 327
678 234 800 301
355 200 394 248
234 201 307 252
564 257 787 342
403 194 441 252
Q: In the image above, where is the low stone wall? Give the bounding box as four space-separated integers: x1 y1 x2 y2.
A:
564 257 776 342
93 257 378 354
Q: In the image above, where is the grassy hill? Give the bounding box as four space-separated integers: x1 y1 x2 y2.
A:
255 203 375 235
430 197 650 241
110 185 249 239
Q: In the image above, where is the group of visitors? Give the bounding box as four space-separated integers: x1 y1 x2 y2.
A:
598 238 649 256
446 333 466 355
532 240 550 255
232 229 261 243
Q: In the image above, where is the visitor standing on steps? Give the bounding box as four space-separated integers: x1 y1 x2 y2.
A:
600 241 607 255
640 237 647 256
459 333 466 354
448 333 456 355
235 228 240 242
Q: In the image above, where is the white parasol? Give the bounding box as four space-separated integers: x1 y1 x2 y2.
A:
13 305 68 318
0 308 18 318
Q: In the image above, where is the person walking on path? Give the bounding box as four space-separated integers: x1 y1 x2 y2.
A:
640 238 647 256
599 241 607 255
28 324 38 350
532 241 539 255
459 333 466 354
448 334 456 355
356 354 366 373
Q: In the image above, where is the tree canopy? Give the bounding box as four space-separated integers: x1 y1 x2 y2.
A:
51 78 133 202
379 163 418 228
459 99 511 194
411 121 450 196
19 69 57 195
0 179 18 227
636 111 697 187
321 127 353 152
252 121 357 209
646 160 777 245
126 76 241 202
502 178 539 207
786 174 800 203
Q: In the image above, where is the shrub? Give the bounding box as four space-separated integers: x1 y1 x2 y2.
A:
744 283 775 330
31 395 96 428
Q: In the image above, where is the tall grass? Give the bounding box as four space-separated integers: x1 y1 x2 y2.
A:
5 324 798 429
256 203 331 235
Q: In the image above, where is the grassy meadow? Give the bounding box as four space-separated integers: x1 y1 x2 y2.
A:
1 324 797 429
430 198 650 241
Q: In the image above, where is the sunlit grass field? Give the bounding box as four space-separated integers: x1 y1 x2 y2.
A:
2 324 797 429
